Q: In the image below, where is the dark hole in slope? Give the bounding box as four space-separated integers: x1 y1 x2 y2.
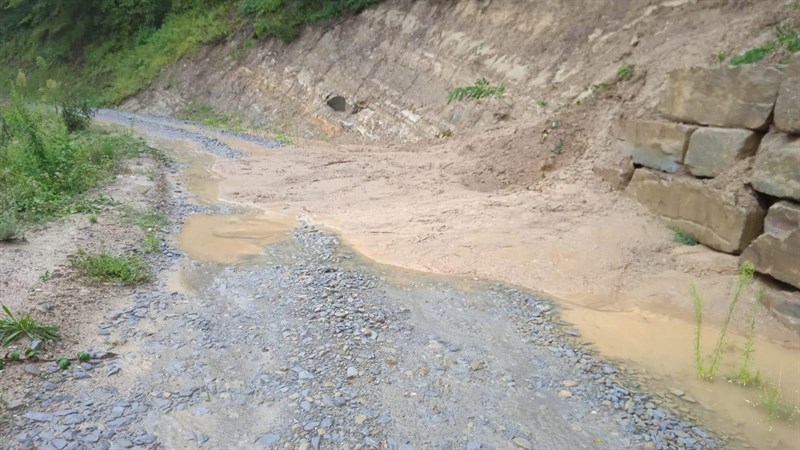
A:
327 96 347 112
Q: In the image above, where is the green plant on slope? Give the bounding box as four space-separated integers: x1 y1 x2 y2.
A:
616 63 635 80
71 249 151 284
692 261 755 380
142 232 161 254
447 78 507 104
0 305 61 346
672 227 698 246
730 26 800 65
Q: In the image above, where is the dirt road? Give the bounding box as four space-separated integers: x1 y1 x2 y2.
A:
0 112 795 450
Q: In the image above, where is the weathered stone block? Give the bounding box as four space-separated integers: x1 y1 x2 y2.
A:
741 201 800 290
627 169 766 253
774 55 800 134
751 133 800 201
616 120 696 173
684 127 761 178
661 65 784 130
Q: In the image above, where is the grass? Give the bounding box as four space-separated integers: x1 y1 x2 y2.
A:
672 227 698 246
175 101 242 129
274 131 292 145
616 63 635 80
142 232 161 254
0 305 61 346
71 249 151 284
1 93 148 234
692 262 755 380
761 383 798 422
730 26 800 65
127 209 169 231
447 78 506 104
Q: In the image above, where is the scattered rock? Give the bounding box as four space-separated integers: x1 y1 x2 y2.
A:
512 437 534 449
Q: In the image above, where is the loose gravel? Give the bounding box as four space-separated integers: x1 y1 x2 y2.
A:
1 112 726 450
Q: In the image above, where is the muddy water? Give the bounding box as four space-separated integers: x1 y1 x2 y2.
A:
562 306 800 449
177 214 294 263
122 115 800 450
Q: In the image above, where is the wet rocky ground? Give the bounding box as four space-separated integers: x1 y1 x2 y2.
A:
1 112 726 450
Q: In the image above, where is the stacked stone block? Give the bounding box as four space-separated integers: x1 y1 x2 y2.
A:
618 56 799 290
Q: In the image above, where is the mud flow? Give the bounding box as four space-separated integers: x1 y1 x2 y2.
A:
100 111 799 450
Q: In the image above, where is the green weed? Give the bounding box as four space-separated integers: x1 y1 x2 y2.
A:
0 211 20 242
127 209 169 231
71 249 151 284
447 78 506 104
692 262 755 380
175 101 242 129
142 232 161 254
274 131 293 145
0 305 61 346
761 383 798 422
672 227 698 246
715 50 727 62
735 290 763 386
730 26 800 65
89 214 98 224
537 100 548 108
616 63 635 80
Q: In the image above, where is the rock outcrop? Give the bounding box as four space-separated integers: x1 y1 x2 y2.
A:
774 55 800 134
684 127 761 178
741 201 800 290
751 133 800 201
627 169 766 253
616 120 696 173
660 65 783 130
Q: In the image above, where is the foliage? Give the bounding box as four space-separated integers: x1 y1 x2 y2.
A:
127 209 169 230
0 305 61 346
175 101 241 129
761 383 798 422
71 249 151 284
692 262 755 380
58 357 70 370
730 26 800 65
240 0 382 43
143 232 161 254
0 92 145 231
616 63 635 80
671 227 698 246
447 78 507 104
735 290 763 386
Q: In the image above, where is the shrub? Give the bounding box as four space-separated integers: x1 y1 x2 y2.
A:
672 227 698 246
616 63 635 80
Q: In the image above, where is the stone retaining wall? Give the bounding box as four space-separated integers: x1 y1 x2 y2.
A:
617 56 799 290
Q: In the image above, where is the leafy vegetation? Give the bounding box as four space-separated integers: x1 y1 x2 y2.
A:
730 26 800 65
616 63 635 80
176 101 242 129
0 92 147 235
692 262 754 380
761 383 798 422
447 78 507 104
143 232 162 254
71 249 151 284
0 1 384 104
671 227 698 246
0 305 61 347
734 290 763 387
240 0 382 42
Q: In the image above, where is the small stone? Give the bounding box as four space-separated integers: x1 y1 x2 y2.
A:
24 364 40 375
107 366 121 377
346 367 358 378
469 360 485 371
670 389 685 397
355 413 368 424
30 340 44 351
564 328 581 337
558 390 573 398
5 400 24 410
512 437 533 449
197 434 209 444
23 412 53 422
561 380 579 388
256 433 279 445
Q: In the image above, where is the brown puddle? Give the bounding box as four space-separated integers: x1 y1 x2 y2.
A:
562 305 800 449
177 214 295 263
